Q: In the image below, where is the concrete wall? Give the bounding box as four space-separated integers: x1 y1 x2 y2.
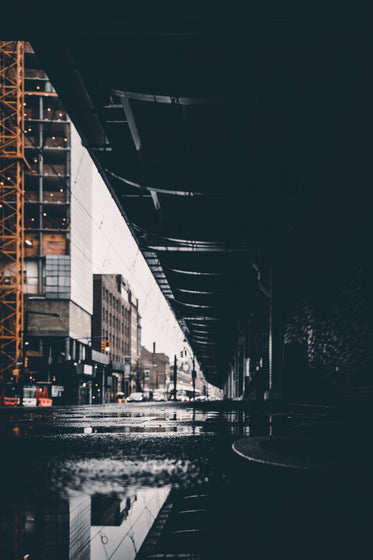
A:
69 301 92 340
27 300 69 336
70 124 93 315
26 299 91 341
284 258 373 396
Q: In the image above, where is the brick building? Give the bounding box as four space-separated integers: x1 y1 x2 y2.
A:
92 274 141 399
140 344 169 392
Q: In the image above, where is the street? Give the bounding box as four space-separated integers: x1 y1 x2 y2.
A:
1 400 372 559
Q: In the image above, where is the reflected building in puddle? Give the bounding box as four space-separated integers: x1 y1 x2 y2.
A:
90 487 170 560
91 493 136 527
0 494 91 559
0 487 170 559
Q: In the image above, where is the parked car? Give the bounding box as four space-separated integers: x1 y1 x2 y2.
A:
195 395 208 402
153 391 167 402
126 392 146 402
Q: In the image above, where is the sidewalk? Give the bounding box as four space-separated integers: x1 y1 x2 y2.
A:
233 390 373 475
229 395 373 558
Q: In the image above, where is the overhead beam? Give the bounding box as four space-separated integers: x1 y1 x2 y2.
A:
170 268 224 276
177 288 222 295
148 245 249 252
106 169 215 197
117 92 162 213
118 92 142 152
113 89 238 106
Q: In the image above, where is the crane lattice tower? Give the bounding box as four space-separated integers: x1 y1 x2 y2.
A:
0 41 24 381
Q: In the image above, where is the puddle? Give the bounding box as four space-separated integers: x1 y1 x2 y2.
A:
0 402 345 559
0 486 170 560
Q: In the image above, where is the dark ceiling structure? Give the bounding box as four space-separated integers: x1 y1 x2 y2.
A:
16 1 371 387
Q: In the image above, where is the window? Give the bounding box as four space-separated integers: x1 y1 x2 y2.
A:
45 255 70 299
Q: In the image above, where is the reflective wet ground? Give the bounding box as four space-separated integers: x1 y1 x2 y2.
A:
0 401 372 559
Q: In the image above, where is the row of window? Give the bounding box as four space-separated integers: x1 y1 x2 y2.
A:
101 309 130 336
102 287 127 313
25 188 67 203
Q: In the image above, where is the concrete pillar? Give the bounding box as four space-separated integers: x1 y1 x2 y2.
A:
267 262 284 399
65 337 70 361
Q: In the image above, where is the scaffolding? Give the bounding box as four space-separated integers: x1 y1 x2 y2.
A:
0 41 24 381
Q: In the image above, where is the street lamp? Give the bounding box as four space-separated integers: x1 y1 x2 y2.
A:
101 342 111 404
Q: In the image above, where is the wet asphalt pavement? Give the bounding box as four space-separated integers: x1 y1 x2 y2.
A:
1 400 372 559
0 402 265 499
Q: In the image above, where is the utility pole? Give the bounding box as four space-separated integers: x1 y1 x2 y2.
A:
192 356 196 402
102 367 105 404
173 354 177 400
153 341 157 390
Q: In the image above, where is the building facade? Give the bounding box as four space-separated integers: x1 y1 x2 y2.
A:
92 274 141 399
23 43 95 403
140 344 169 392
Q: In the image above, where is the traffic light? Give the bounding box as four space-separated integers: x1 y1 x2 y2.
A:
180 350 183 358
101 340 111 352
24 356 28 368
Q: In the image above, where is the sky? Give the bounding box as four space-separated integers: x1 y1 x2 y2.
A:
90 165 187 360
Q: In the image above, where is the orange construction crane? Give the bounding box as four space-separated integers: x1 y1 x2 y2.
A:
0 41 25 382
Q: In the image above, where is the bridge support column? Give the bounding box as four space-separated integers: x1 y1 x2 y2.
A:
266 263 284 400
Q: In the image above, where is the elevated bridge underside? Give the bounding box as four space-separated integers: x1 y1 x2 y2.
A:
14 1 371 388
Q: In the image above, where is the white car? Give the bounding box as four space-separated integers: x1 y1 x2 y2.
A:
177 391 190 402
194 395 208 402
127 392 146 402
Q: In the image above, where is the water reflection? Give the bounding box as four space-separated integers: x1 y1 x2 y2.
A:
0 487 170 560
0 406 281 438
0 402 340 559
91 487 169 560
0 407 224 437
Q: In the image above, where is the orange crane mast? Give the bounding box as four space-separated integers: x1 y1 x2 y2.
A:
0 41 25 383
